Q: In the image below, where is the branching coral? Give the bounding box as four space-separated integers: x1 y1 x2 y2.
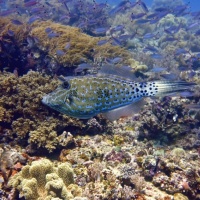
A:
8 158 81 200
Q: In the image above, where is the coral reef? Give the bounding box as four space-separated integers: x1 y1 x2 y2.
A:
136 97 197 141
0 17 29 44
0 146 27 184
0 71 85 152
30 20 132 66
8 158 82 200
0 1 200 199
0 17 133 75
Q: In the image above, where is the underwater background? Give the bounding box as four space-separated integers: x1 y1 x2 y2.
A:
0 0 200 199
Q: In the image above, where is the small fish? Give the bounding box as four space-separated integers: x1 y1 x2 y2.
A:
7 30 14 36
136 19 149 24
161 73 178 80
0 9 16 16
106 57 123 64
97 39 108 46
150 54 163 59
26 36 35 48
65 42 71 49
175 48 188 55
74 63 93 75
56 49 65 56
24 0 38 7
45 27 52 33
195 29 200 36
28 16 41 24
47 32 60 38
139 0 149 13
131 13 146 20
42 74 195 120
110 25 124 33
11 19 23 25
93 27 108 35
143 32 158 39
143 45 158 53
150 67 165 73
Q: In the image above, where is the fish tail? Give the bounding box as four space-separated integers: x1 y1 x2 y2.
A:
151 81 196 96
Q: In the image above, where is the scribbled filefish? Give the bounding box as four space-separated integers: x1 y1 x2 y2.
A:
42 75 195 120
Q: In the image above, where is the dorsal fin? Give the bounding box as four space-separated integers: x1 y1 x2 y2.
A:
99 65 137 80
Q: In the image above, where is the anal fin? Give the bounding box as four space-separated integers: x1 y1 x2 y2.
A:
102 99 146 121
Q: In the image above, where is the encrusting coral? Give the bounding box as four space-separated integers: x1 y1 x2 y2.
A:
0 71 84 152
8 158 82 200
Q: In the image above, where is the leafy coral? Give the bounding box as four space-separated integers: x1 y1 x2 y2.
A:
8 158 80 200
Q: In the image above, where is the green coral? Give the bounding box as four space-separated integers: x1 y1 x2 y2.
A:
8 158 81 200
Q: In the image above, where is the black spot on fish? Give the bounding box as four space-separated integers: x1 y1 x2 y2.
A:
62 81 70 89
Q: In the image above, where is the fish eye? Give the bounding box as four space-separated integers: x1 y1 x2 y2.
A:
62 81 70 89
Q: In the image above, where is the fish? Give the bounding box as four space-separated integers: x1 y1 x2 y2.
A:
56 49 65 56
11 19 23 25
42 74 195 120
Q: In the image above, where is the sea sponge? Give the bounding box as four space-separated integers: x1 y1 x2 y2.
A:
8 158 81 200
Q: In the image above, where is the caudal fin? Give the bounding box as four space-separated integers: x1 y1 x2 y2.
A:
151 81 196 97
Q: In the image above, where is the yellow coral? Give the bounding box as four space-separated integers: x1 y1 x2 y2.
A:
30 20 131 66
8 158 80 200
0 17 29 44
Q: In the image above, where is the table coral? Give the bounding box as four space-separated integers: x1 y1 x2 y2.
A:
8 158 81 200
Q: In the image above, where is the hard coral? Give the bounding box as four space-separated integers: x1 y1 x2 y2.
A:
137 97 197 141
0 17 29 45
0 71 84 152
30 20 131 66
8 158 81 200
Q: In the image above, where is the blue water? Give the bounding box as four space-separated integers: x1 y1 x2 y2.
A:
97 0 200 12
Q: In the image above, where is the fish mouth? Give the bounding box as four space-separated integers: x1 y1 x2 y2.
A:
42 95 48 105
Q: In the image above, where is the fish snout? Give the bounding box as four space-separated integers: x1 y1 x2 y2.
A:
42 95 49 105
